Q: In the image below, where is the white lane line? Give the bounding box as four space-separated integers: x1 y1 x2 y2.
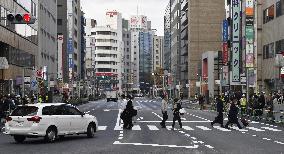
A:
197 141 204 144
261 127 282 132
185 134 191 137
230 126 248 132
104 109 110 112
265 124 270 126
196 126 211 131
181 118 186 120
246 127 265 132
140 117 144 120
119 134 123 137
250 121 259 124
224 118 228 120
205 145 214 149
113 141 199 149
191 137 197 140
262 138 271 141
137 118 140 121
274 141 284 145
152 112 163 120
120 131 123 134
193 141 198 144
118 137 123 140
183 126 194 131
132 125 141 130
260 123 265 125
114 109 123 130
252 135 257 137
213 126 231 132
274 126 278 128
179 131 185 134
147 125 159 131
98 126 107 131
166 126 178 130
137 121 212 123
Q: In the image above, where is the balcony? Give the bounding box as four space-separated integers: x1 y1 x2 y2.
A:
95 42 118 47
181 0 188 11
181 13 188 26
181 28 188 40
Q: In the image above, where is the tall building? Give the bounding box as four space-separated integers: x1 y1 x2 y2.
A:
93 26 122 92
122 19 132 93
164 2 171 71
153 36 164 71
180 0 189 97
85 19 97 80
170 0 181 97
0 0 38 95
81 11 86 80
38 0 57 91
187 0 225 97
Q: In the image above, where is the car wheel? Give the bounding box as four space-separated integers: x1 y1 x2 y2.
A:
14 135 26 143
87 123 96 138
45 127 57 143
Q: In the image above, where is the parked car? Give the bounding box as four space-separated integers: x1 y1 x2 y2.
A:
4 103 98 143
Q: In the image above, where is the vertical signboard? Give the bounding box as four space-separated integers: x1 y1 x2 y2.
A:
57 35 63 79
232 0 240 82
245 0 255 68
223 20 228 42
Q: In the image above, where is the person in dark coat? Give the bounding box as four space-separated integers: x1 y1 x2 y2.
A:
171 98 182 130
122 95 136 129
225 98 242 129
211 95 224 127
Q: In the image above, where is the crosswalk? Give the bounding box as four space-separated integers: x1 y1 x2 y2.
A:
98 124 283 133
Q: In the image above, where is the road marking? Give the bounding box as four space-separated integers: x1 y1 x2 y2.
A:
132 125 141 130
265 124 270 126
147 125 159 130
104 109 110 112
260 123 265 125
140 117 144 120
246 127 265 132
152 112 163 120
98 126 107 131
191 137 197 140
197 141 204 144
274 141 284 145
196 126 211 131
118 137 123 140
261 127 282 132
230 126 248 132
113 141 199 149
213 126 231 132
120 131 123 133
114 109 123 130
179 131 185 134
262 138 271 141
181 118 186 120
250 121 259 124
119 134 123 137
166 126 178 130
205 145 214 149
252 135 257 137
224 118 228 120
185 134 190 137
183 126 194 131
137 121 211 123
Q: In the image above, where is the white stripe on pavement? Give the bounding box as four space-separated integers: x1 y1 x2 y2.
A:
147 125 159 130
205 145 214 149
137 121 211 123
274 141 284 145
152 112 163 120
246 127 265 132
213 126 231 132
183 126 194 131
261 127 282 132
230 126 248 132
98 126 107 131
196 126 211 131
132 125 141 130
262 138 271 141
113 141 199 149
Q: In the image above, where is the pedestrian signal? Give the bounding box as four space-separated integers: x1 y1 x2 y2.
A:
6 13 36 24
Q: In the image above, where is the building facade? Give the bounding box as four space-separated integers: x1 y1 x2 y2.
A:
122 19 132 93
153 35 164 71
164 1 171 72
0 0 38 95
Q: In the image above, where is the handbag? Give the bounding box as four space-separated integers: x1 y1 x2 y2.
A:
179 108 186 115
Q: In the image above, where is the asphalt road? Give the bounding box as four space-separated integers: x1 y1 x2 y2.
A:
0 97 283 154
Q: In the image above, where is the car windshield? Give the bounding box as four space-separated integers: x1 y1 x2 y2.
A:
11 106 38 116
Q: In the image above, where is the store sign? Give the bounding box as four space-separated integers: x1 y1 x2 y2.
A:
246 16 254 26
281 67 284 78
223 43 229 64
222 66 229 86
232 43 240 82
246 26 254 43
232 0 240 42
222 20 228 42
246 53 254 68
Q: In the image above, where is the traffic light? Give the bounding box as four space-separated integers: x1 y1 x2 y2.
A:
6 13 36 24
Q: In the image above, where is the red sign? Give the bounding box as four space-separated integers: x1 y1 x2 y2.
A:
95 73 117 76
223 43 228 64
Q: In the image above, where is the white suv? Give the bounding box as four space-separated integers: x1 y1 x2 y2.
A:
4 103 98 143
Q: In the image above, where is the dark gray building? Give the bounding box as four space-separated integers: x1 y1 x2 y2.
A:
122 19 132 93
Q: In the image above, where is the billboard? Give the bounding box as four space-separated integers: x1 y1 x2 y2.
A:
130 15 147 30
57 35 63 79
232 0 240 82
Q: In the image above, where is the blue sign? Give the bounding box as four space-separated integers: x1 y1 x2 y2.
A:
68 58 73 68
222 20 228 42
67 38 73 54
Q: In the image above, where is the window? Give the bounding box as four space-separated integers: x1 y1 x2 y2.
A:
276 0 284 17
127 34 129 38
263 43 275 59
75 18 77 25
276 39 284 54
127 55 130 59
57 19 62 25
11 106 38 116
127 48 129 52
74 41 78 49
263 5 275 24
64 106 81 115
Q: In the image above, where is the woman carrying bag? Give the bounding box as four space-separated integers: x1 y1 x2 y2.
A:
171 98 183 130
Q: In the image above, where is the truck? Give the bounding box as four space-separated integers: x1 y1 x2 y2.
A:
106 90 118 102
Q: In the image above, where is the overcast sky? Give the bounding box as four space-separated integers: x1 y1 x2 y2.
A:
81 0 168 36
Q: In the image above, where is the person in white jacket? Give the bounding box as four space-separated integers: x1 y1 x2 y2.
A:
160 95 168 128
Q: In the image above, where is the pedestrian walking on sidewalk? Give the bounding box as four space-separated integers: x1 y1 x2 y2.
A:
171 98 182 130
225 97 242 129
160 95 168 128
211 95 224 128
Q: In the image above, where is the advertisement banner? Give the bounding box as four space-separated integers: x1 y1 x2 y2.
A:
232 0 240 42
223 20 228 42
248 68 256 87
246 16 254 26
232 42 240 82
222 66 229 86
246 53 254 68
246 44 254 54
246 26 254 43
223 43 229 64
57 35 63 79
246 0 254 8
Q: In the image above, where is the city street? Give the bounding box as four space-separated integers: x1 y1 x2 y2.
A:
0 98 283 154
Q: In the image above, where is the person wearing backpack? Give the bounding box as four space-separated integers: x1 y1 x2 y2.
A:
171 98 182 130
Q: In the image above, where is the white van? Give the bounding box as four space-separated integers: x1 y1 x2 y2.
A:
106 90 118 102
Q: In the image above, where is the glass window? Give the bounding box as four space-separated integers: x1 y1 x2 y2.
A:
11 106 38 116
64 106 81 115
57 19 62 25
263 5 275 24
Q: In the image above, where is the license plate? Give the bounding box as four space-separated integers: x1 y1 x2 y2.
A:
15 122 24 127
